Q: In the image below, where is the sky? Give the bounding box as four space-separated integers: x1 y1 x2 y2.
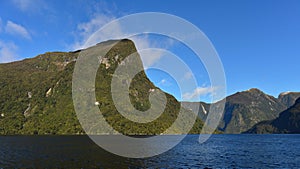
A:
0 0 300 102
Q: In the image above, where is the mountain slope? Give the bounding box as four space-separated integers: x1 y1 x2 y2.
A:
245 98 300 134
0 39 203 135
0 51 80 134
278 92 300 108
181 101 210 121
182 88 288 133
218 88 287 133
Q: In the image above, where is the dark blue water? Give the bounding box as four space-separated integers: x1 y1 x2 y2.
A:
0 135 299 168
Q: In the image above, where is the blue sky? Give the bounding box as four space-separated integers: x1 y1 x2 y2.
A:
0 0 300 102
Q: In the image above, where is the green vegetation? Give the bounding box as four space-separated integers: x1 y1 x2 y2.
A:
0 51 82 135
0 39 205 135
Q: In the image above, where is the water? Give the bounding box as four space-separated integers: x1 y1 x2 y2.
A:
0 135 299 168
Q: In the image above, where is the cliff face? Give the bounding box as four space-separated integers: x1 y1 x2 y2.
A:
0 39 203 135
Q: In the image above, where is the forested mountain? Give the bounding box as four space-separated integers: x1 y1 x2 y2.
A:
0 39 204 135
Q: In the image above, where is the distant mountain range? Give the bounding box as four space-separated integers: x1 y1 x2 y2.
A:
182 89 300 133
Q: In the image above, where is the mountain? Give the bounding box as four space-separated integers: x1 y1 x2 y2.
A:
0 39 204 135
245 98 300 134
218 88 287 133
182 88 289 133
278 92 300 108
181 101 210 121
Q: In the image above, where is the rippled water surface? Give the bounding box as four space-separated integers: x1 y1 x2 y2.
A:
0 134 299 168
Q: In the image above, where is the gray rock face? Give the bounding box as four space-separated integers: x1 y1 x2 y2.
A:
278 92 300 108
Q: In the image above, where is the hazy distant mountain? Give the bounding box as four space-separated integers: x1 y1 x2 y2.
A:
182 88 290 133
278 92 300 108
245 98 300 134
0 39 204 135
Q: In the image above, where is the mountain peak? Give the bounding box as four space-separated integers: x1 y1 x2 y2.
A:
279 91 292 97
278 91 300 108
246 88 263 93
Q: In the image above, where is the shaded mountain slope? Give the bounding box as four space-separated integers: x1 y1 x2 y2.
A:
182 88 289 133
218 88 287 133
245 98 300 134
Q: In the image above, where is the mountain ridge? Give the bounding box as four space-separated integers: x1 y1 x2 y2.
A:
182 88 300 133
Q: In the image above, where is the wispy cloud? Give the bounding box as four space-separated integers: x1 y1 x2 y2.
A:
160 79 167 84
158 79 172 86
182 86 218 100
0 17 2 33
0 41 19 63
5 21 31 39
12 0 47 13
183 72 193 80
136 37 177 68
70 13 168 68
132 37 164 68
70 14 117 50
12 0 33 11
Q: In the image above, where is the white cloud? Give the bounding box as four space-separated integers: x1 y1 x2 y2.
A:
70 14 118 50
12 0 47 13
158 79 172 87
0 41 19 63
132 37 164 68
132 36 177 68
78 15 114 38
5 21 31 39
160 79 166 84
183 86 218 100
13 0 32 11
71 14 166 68
184 72 193 80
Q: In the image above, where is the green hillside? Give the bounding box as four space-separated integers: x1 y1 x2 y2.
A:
0 39 204 135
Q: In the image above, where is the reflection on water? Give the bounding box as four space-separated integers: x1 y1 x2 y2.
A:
0 135 299 168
